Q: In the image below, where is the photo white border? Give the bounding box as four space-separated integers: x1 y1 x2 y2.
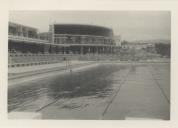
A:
0 0 178 128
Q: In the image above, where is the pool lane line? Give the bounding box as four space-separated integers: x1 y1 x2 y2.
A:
147 64 170 104
100 67 132 119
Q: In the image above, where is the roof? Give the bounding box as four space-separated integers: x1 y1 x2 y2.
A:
53 24 114 37
9 21 38 30
53 23 112 30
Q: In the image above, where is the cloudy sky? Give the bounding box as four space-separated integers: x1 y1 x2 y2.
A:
9 11 170 41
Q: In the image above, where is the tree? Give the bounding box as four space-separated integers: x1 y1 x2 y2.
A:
155 43 170 57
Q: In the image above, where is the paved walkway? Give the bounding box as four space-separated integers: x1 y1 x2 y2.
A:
102 63 170 120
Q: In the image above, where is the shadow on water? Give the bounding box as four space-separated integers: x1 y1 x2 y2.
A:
8 64 127 112
47 64 128 99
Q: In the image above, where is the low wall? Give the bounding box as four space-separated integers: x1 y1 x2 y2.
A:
8 53 166 68
8 53 118 68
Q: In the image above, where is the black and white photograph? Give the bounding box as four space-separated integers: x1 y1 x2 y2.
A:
7 10 171 120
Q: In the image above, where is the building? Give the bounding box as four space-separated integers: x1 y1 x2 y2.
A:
8 22 116 55
114 35 121 46
8 22 51 54
50 24 116 54
121 41 154 50
38 32 52 41
9 22 38 38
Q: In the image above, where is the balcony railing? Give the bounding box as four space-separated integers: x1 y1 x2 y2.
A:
8 35 115 46
8 35 50 44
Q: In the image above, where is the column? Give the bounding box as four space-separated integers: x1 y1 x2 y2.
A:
103 47 105 54
88 47 91 55
80 46 83 55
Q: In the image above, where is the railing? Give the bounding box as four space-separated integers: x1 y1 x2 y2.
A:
8 35 50 44
9 35 115 46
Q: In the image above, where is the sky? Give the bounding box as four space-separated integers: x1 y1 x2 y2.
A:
9 11 171 41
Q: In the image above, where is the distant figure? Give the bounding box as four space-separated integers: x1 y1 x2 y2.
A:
64 57 72 73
